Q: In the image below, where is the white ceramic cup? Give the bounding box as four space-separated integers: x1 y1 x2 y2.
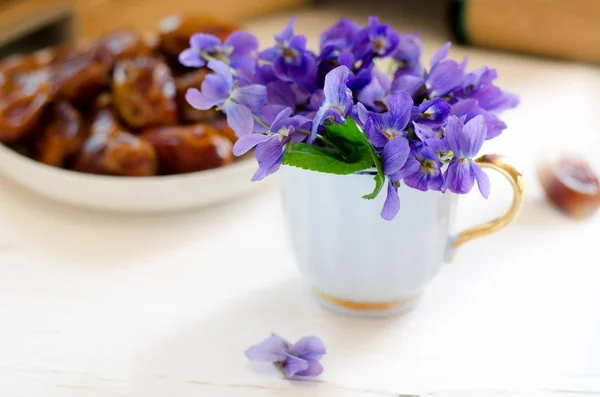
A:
280 154 524 316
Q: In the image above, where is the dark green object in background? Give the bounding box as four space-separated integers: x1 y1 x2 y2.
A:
448 0 469 45
0 2 75 59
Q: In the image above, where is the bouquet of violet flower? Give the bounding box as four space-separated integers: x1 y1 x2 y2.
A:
180 16 518 220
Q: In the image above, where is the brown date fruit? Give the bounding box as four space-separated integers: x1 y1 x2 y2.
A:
112 56 178 129
50 53 110 105
0 55 35 95
157 14 238 73
35 102 87 167
88 29 154 68
175 70 220 123
0 91 50 143
73 130 158 177
72 106 158 176
0 54 53 143
89 103 122 137
91 92 114 114
0 53 40 74
32 42 87 66
141 123 233 174
0 54 52 98
537 155 600 219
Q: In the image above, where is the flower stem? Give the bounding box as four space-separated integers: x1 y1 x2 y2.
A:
252 115 271 129
201 52 230 65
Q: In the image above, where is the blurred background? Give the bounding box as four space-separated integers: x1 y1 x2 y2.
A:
1 0 599 63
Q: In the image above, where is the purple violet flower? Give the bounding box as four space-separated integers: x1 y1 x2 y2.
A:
185 60 267 136
179 31 258 72
300 89 325 120
362 93 413 221
259 17 316 86
353 16 400 62
393 32 423 78
451 99 507 140
412 122 446 150
357 69 391 111
412 97 451 127
310 65 353 142
469 84 519 114
346 64 375 91
363 92 413 149
380 137 411 221
455 66 519 114
396 145 444 191
233 107 311 181
412 122 451 161
390 74 424 97
254 63 279 85
430 42 451 68
245 333 326 378
266 81 297 110
424 42 465 97
459 66 498 96
442 115 490 197
319 18 361 64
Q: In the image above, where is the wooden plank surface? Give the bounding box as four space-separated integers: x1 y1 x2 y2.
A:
71 0 311 37
0 0 312 42
465 0 600 64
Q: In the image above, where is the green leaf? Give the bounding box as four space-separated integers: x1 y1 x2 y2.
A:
361 140 385 200
283 118 375 175
282 117 384 199
323 118 385 199
282 143 373 175
322 118 372 162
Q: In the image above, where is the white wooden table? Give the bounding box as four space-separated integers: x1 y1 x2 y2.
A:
1 8 600 397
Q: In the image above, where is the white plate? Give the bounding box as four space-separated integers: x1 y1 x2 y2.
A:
0 142 262 212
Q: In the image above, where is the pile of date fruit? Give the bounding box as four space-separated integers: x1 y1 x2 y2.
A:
0 15 241 176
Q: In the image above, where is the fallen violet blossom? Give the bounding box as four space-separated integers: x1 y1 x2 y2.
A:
245 333 326 378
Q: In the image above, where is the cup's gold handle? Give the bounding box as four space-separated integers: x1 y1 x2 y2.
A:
450 154 525 259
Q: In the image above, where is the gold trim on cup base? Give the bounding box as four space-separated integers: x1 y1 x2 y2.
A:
314 289 418 312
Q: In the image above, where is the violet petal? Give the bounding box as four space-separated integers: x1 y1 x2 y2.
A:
244 333 290 363
281 353 309 378
233 133 270 156
294 360 324 378
473 162 491 198
185 88 220 110
223 100 254 136
381 180 400 221
293 336 326 361
382 137 410 176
